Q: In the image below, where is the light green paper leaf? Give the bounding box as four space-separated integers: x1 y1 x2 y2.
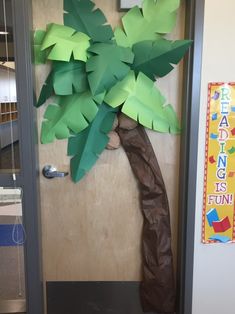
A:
36 60 89 107
64 0 113 43
105 71 180 133
86 42 134 96
41 23 90 62
34 30 48 64
41 92 98 144
132 39 192 80
67 103 118 182
115 0 180 48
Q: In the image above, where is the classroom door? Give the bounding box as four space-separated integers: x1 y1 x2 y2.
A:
32 0 185 313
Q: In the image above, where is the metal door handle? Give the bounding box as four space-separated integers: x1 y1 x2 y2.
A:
42 165 69 179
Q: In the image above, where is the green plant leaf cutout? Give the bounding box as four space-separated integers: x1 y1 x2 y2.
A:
36 60 89 107
36 71 54 108
64 0 113 43
34 30 48 64
132 39 192 80
105 71 180 133
41 92 98 144
68 103 118 182
115 0 180 48
41 23 90 62
86 42 134 96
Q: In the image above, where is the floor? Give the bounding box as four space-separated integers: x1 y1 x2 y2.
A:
0 142 20 171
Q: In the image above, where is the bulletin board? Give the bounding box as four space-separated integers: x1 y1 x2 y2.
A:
202 83 235 243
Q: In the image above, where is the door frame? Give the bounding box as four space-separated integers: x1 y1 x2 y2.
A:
177 1 205 314
0 0 205 314
0 0 43 313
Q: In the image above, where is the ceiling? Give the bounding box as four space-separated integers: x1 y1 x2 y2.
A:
0 0 14 61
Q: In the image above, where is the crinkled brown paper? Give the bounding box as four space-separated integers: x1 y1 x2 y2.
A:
117 125 175 314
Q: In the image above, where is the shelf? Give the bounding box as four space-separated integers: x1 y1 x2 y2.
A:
0 102 18 124
1 111 18 114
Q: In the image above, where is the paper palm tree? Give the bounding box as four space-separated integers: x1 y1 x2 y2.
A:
34 0 192 312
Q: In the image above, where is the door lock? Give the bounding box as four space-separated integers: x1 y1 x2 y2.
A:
42 165 69 179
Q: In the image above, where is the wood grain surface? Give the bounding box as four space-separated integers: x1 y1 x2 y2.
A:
32 0 185 282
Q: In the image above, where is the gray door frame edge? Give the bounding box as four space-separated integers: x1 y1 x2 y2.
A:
177 0 205 314
0 0 44 313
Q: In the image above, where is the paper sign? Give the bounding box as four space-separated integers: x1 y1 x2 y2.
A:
0 203 22 216
120 0 141 9
0 187 21 203
202 83 235 243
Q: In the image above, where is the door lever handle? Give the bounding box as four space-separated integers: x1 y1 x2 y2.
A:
42 165 69 179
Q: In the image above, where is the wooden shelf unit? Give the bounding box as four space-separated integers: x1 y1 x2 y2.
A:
0 102 18 124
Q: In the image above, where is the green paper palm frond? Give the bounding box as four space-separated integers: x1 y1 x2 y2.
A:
114 0 180 48
86 42 134 96
105 71 180 133
132 39 193 80
64 0 114 43
41 92 98 144
34 0 192 182
36 60 88 107
68 103 118 182
41 23 90 62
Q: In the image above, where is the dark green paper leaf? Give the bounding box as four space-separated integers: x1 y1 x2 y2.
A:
41 92 98 144
105 71 180 134
36 72 54 108
132 39 192 80
64 0 113 43
36 60 88 107
86 42 134 96
115 0 180 48
68 103 118 182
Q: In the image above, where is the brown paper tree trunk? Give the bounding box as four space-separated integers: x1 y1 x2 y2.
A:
117 125 176 314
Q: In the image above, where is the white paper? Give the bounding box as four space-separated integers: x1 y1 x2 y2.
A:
120 0 141 9
0 203 22 216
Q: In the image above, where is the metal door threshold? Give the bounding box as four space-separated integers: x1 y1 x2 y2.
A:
0 299 26 313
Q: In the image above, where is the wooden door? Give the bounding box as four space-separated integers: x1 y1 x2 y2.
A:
32 0 185 312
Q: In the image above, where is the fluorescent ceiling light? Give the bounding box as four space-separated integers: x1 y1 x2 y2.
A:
0 31 9 35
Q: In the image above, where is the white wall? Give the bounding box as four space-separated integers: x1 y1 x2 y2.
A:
192 1 235 314
0 67 17 102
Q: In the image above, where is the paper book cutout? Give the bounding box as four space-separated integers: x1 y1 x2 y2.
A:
209 156 216 164
228 146 235 155
231 127 235 136
212 113 217 121
212 216 231 233
210 133 218 140
206 208 219 227
211 90 220 100
209 234 231 243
